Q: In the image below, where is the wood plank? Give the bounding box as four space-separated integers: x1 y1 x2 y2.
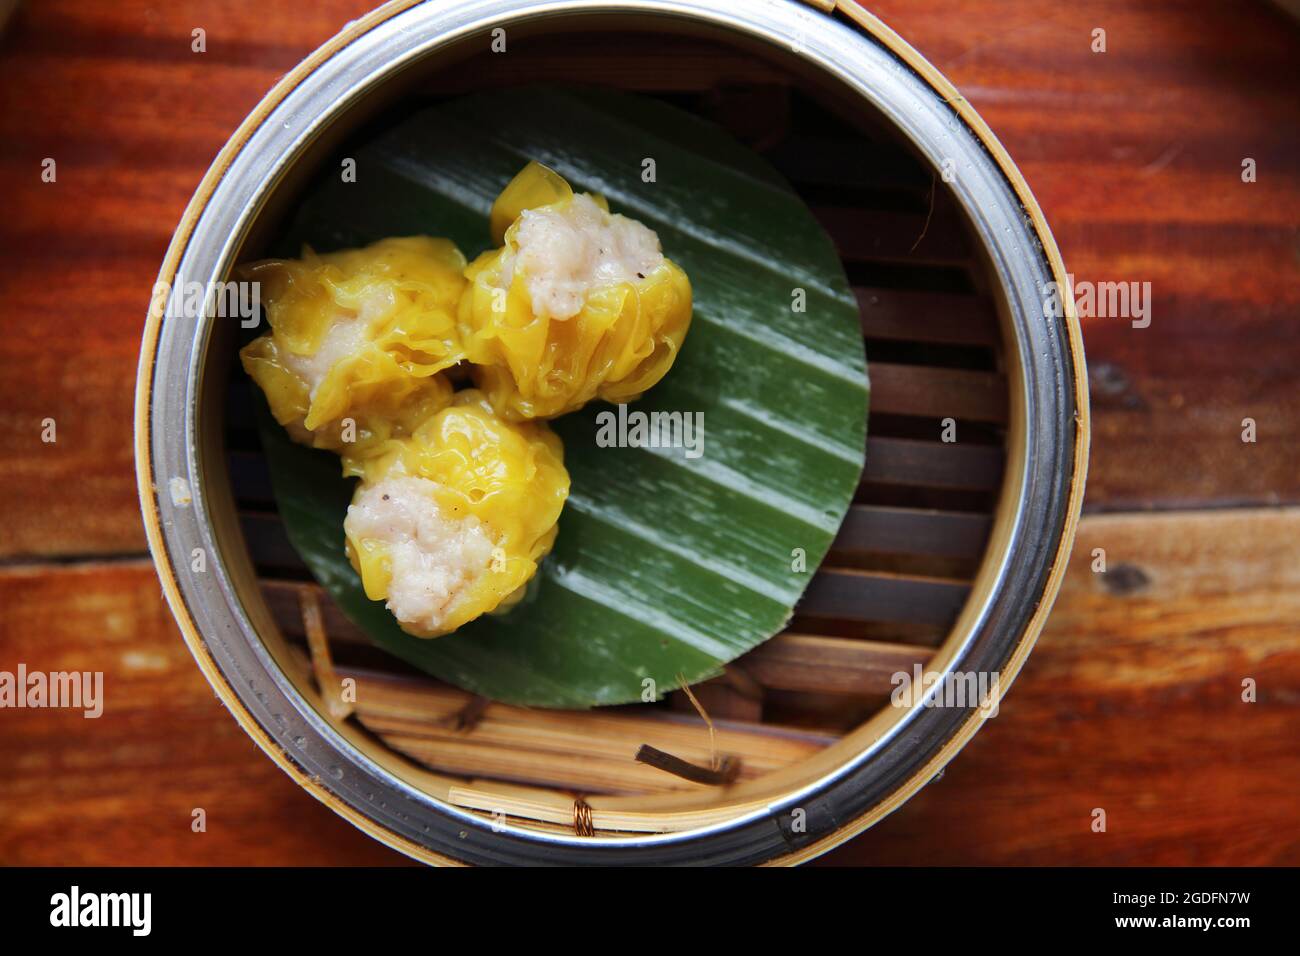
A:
868 362 1009 424
832 505 992 559
0 559 406 865
860 0 1300 508
743 635 931 696
857 287 999 347
0 0 369 559
862 436 1005 491
0 0 1295 564
799 569 972 626
812 206 971 265
821 507 1300 865
1 508 1297 863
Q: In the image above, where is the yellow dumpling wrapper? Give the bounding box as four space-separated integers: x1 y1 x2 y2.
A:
460 162 692 420
239 236 468 471
344 391 570 638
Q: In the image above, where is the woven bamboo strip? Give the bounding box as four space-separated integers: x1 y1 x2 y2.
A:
300 587 354 721
339 667 833 797
744 634 930 695
443 779 780 834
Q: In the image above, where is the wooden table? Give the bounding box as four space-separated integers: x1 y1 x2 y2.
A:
1 0 1296 865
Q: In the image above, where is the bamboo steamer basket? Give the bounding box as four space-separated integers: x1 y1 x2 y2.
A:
136 0 1088 865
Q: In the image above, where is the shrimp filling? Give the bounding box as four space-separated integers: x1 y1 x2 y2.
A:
500 193 664 319
344 474 496 633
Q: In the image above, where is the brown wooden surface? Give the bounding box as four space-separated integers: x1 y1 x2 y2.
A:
1 0 1298 865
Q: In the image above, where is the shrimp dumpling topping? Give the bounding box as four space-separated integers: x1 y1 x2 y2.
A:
345 475 497 635
460 162 693 420
503 193 664 320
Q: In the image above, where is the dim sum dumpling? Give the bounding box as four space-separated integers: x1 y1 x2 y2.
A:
459 162 692 420
343 390 569 637
239 236 467 472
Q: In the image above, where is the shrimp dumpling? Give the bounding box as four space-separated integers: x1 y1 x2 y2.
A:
239 236 468 471
343 391 569 637
459 162 693 420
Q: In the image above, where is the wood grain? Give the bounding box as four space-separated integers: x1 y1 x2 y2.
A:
0 0 380 558
0 0 1297 865
864 0 1300 510
2 509 1295 864
0 561 406 866
822 508 1300 865
0 0 1296 558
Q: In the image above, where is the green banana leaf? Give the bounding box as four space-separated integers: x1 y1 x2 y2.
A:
254 87 869 708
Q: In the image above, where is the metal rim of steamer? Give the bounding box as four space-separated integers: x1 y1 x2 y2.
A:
136 0 1087 866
